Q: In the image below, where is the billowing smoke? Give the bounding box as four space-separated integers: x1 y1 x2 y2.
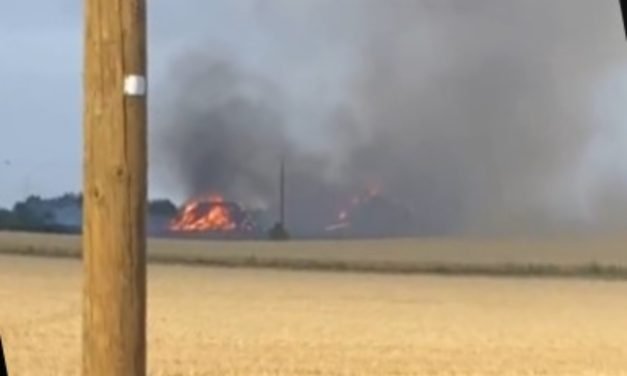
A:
155 54 289 206
153 51 344 232
153 0 627 237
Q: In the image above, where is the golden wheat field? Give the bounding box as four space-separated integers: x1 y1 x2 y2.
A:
2 242 627 375
3 231 627 278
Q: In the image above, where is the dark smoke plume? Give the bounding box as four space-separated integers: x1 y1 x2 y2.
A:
152 51 344 232
328 0 627 236
154 1 627 237
154 53 289 202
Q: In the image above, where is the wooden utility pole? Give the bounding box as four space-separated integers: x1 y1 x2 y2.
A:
82 0 147 375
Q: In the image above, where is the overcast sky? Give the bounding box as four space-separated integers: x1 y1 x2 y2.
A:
0 1 262 206
0 1 359 206
1 1 627 212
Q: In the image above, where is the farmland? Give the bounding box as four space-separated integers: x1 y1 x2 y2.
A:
2 232 627 374
2 231 627 278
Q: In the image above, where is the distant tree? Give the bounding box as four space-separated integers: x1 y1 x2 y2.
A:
1 193 82 232
0 208 17 229
1 193 179 233
54 192 82 206
148 199 178 217
12 199 47 230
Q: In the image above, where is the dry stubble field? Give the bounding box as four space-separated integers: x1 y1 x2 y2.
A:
2 233 627 375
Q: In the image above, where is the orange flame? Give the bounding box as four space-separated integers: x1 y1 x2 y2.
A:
170 194 238 232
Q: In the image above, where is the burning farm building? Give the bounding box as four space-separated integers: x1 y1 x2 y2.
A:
164 185 418 240
168 194 269 239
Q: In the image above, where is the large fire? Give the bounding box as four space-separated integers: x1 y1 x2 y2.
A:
169 194 253 233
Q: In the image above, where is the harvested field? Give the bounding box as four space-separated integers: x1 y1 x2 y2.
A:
2 254 627 375
1 231 627 279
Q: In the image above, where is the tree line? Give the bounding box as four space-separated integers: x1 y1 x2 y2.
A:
0 193 178 233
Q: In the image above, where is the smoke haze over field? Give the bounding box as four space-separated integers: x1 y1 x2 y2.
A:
154 1 627 236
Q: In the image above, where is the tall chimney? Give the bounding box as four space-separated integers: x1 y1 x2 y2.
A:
267 155 290 241
279 155 285 226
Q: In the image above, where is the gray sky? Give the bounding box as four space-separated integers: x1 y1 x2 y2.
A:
2 0 627 226
0 2 81 206
0 1 357 207
0 1 264 206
